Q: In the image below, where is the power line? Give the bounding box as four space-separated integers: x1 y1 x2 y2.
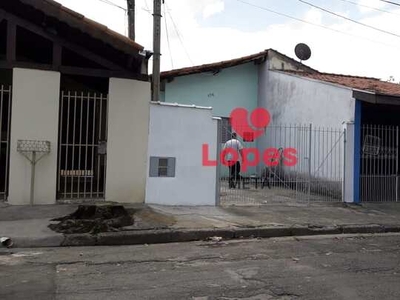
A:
235 0 400 49
378 0 400 7
124 6 128 36
299 0 400 38
163 2 174 69
165 2 194 66
144 0 151 11
97 0 127 11
139 0 153 15
337 0 400 16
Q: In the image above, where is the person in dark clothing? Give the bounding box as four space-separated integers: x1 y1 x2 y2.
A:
223 132 244 188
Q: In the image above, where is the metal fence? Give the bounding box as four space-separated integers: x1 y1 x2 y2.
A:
361 125 399 202
0 85 12 201
219 124 345 205
57 91 108 200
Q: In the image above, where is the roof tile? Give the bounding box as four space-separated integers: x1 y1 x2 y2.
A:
282 71 400 97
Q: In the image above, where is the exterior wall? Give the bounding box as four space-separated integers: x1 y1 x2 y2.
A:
106 78 151 203
164 62 258 117
8 68 60 205
163 62 259 176
258 69 356 187
259 70 355 126
267 51 315 72
146 103 218 206
160 91 165 102
269 56 302 72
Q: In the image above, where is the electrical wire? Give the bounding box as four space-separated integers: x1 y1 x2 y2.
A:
144 0 151 12
235 0 400 49
378 0 400 7
163 2 174 69
124 7 128 36
97 0 127 11
299 0 400 38
337 0 400 15
165 2 195 66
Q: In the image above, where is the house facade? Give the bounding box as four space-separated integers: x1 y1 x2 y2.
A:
161 49 400 204
0 0 152 205
160 50 316 177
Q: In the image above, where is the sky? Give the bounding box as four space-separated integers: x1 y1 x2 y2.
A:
54 0 400 82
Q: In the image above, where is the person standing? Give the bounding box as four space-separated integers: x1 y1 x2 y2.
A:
223 132 244 188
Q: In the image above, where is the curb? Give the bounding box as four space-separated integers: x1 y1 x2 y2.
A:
61 224 400 247
8 224 400 248
11 235 64 248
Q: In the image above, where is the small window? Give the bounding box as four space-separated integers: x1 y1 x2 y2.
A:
220 117 232 143
149 157 176 177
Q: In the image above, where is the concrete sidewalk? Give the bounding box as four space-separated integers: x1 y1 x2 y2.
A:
1 201 400 248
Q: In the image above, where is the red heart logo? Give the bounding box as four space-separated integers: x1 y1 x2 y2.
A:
230 108 271 141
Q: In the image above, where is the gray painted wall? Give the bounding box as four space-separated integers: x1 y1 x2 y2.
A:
257 68 356 183
260 70 355 126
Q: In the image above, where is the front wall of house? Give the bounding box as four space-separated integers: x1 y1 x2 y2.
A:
257 66 356 180
260 69 355 126
8 68 60 205
146 104 218 206
164 62 258 117
106 78 151 204
164 62 259 176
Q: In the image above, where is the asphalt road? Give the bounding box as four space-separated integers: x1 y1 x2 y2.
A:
1 233 400 300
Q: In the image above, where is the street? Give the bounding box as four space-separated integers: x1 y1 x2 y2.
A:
1 234 400 300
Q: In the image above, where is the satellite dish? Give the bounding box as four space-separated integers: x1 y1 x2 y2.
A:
295 43 312 62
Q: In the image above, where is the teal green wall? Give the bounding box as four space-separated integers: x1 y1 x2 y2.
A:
163 62 259 177
160 91 165 102
164 62 258 118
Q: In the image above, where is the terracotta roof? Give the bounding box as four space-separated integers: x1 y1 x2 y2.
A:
160 49 318 79
161 50 270 78
9 0 144 54
282 71 400 97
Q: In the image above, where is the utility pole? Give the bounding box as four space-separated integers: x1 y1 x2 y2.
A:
152 0 163 102
127 0 135 40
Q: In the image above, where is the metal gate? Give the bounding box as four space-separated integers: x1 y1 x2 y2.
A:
361 125 399 202
57 91 108 200
219 124 345 205
0 85 11 201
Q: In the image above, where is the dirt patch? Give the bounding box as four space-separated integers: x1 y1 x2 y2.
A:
48 205 134 234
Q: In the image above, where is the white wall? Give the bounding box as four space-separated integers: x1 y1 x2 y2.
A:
146 103 218 206
106 78 151 203
8 68 60 205
257 69 356 182
260 70 355 127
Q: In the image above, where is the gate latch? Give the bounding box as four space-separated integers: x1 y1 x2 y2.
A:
98 141 107 155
